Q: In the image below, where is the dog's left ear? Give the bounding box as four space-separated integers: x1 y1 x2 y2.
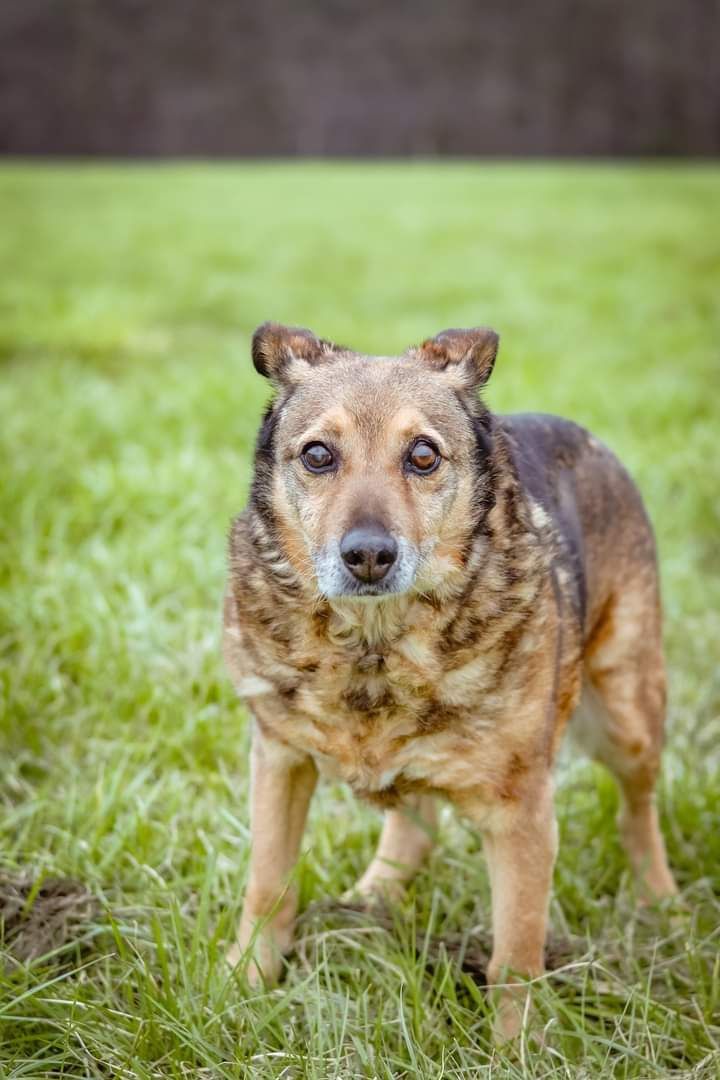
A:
414 327 499 390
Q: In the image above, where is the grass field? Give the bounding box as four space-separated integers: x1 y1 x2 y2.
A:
1 163 719 1078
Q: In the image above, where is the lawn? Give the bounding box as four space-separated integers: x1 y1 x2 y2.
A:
0 163 718 1078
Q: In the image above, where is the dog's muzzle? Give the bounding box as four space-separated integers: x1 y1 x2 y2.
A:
314 529 419 598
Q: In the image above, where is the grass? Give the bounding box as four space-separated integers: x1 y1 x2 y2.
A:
0 162 718 1077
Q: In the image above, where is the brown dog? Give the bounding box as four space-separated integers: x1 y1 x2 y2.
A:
223 323 677 1038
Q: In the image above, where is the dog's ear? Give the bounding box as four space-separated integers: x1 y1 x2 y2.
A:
414 327 499 390
252 322 332 384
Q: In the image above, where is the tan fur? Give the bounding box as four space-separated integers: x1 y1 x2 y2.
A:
224 323 677 1041
350 793 438 901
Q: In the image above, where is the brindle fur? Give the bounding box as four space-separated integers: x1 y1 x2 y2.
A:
224 323 677 1040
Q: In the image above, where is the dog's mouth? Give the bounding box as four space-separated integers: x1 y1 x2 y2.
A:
328 573 404 599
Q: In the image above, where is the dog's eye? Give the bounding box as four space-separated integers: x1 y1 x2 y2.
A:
407 439 441 474
301 442 335 472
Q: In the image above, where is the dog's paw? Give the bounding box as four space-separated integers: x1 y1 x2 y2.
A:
342 877 405 907
343 864 409 906
225 930 286 987
489 982 540 1046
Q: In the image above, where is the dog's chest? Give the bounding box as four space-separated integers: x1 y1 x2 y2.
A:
260 621 517 799
230 581 551 800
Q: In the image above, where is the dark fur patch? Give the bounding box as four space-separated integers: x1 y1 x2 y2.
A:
355 652 385 672
498 751 530 801
362 775 424 808
453 393 498 530
441 585 488 649
341 685 395 714
249 399 280 522
417 699 464 732
502 414 589 631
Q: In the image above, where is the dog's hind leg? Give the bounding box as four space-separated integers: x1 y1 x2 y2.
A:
349 795 437 902
577 583 678 900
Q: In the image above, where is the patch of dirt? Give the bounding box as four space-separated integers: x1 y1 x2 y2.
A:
0 873 100 963
296 900 579 983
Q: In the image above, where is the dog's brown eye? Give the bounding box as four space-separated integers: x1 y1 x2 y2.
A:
407 439 441 474
301 442 335 472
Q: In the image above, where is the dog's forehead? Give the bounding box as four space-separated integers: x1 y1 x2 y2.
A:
279 354 465 437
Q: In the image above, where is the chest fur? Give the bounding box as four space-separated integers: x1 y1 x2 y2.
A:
228 594 553 801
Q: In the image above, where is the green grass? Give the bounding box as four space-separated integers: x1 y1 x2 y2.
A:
0 163 718 1077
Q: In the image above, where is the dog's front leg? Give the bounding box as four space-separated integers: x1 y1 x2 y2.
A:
227 729 317 985
468 777 558 1042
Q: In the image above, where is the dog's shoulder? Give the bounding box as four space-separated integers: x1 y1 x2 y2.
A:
500 412 598 490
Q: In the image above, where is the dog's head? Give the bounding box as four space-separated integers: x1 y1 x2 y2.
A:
249 322 500 600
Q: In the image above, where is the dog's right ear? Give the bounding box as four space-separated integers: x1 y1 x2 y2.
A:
252 322 330 385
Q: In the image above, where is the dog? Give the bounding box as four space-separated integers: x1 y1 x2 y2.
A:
223 322 677 1039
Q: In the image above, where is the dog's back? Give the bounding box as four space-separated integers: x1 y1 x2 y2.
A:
501 412 659 644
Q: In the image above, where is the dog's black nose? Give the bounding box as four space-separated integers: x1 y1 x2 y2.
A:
340 525 398 584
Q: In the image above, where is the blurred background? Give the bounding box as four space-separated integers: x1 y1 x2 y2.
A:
2 0 718 157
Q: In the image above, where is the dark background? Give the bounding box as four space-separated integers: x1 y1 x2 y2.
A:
1 0 719 157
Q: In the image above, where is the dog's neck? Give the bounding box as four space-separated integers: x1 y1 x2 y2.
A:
324 593 415 650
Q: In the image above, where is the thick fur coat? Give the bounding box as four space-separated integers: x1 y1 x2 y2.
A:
223 323 677 1039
